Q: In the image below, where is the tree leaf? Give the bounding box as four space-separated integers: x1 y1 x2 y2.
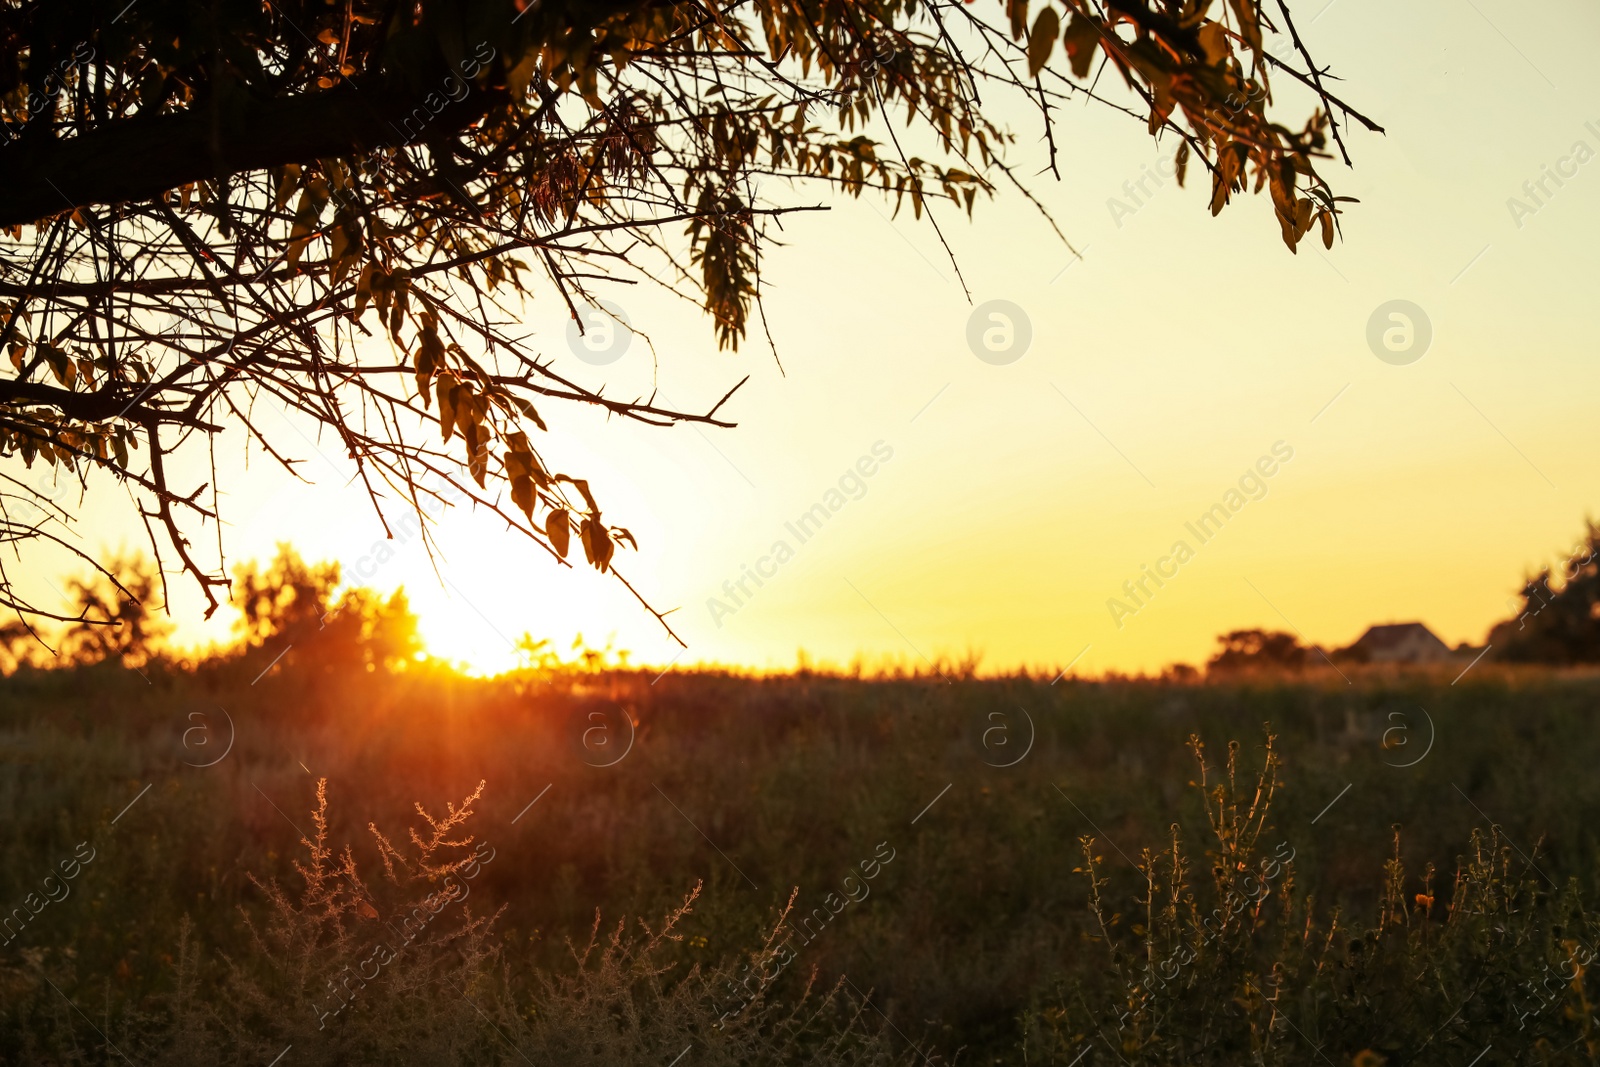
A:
1027 8 1059 76
466 423 487 488
580 516 597 566
437 379 455 442
512 395 547 431
1063 13 1100 79
42 344 72 387
558 476 598 513
510 473 535 518
546 509 570 559
1197 23 1230 65
579 515 614 572
455 389 479 442
1008 0 1030 42
273 165 301 210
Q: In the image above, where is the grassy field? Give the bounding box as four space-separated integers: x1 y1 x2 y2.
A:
4 660 1600 1064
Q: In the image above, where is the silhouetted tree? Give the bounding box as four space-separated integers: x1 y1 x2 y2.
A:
232 545 421 674
232 544 341 648
1206 629 1306 675
1161 663 1201 684
1489 521 1600 664
0 617 39 672
0 0 1378 640
61 551 170 667
320 585 424 673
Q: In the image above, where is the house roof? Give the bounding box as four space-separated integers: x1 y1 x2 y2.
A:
1356 622 1449 650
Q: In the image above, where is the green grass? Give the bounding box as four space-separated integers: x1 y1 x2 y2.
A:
3 662 1600 1064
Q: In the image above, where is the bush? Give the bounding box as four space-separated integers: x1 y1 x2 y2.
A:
1041 732 1600 1065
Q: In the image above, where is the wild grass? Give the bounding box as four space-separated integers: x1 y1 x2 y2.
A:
1037 732 1600 1064
4 663 1600 1063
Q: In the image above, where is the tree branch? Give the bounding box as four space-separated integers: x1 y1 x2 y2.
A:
0 84 507 228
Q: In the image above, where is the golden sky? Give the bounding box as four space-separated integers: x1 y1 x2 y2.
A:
16 0 1600 676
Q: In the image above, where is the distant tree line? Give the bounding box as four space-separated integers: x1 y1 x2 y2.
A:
1206 518 1600 675
9 520 1600 677
0 546 419 675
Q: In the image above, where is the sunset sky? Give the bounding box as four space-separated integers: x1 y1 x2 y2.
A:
16 0 1600 676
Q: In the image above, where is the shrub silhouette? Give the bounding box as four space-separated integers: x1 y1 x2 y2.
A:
1490 519 1600 664
1205 630 1307 676
139 780 909 1066
232 545 421 675
1043 731 1597 1065
61 552 170 669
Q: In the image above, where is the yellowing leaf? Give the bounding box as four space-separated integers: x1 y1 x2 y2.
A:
1197 23 1230 65
511 473 535 518
437 379 455 441
580 516 614 572
286 181 329 270
1229 0 1263 52
559 476 598 513
468 429 487 487
1063 14 1100 79
1027 8 1059 77
1008 0 1029 42
546 509 570 559
42 344 73 387
512 395 547 431
274 165 301 210
455 388 477 441
507 50 541 101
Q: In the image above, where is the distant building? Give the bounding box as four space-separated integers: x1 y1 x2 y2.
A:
1341 622 1456 664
